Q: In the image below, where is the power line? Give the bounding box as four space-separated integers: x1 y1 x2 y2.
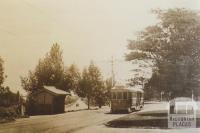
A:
95 58 126 63
21 0 57 23
0 27 17 37
21 0 46 14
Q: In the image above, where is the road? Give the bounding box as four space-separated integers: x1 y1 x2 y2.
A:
0 102 200 133
77 102 200 133
0 106 126 133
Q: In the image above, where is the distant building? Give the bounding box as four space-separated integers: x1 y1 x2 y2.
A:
30 86 69 115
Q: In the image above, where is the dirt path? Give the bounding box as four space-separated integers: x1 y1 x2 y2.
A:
0 106 126 133
1 102 199 133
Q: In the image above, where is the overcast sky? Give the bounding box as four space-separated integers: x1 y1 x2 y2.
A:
0 0 200 93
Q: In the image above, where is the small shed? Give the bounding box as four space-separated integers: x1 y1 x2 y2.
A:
32 86 69 115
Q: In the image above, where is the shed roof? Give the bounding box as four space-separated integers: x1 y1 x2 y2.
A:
43 86 69 96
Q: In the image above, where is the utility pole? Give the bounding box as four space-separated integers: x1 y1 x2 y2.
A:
161 91 164 102
192 89 194 101
111 56 115 87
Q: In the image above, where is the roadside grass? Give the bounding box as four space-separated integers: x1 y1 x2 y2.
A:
106 110 200 129
106 110 168 128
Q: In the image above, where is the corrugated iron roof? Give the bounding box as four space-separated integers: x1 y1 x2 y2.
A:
43 86 69 95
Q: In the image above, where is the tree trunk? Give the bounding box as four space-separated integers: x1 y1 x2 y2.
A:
87 96 90 109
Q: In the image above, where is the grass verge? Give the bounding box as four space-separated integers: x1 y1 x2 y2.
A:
106 110 200 129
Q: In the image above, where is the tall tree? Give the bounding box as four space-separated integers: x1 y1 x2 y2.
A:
0 57 20 107
21 43 66 94
92 78 115 108
126 8 200 99
35 43 65 90
64 64 81 92
77 62 104 109
0 57 4 87
77 68 91 109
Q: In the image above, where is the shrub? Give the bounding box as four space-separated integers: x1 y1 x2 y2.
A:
65 95 78 105
0 105 20 123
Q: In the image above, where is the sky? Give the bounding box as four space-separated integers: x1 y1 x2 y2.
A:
0 0 200 93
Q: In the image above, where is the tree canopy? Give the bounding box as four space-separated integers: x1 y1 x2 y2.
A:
126 8 200 99
77 61 104 109
21 43 68 93
21 44 110 110
64 64 81 92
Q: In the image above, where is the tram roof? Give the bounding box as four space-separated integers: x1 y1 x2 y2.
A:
111 85 144 93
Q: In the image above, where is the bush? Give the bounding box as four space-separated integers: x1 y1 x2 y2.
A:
0 106 19 118
0 87 21 107
65 95 78 105
0 105 21 123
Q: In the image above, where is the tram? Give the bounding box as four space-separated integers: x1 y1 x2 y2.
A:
110 85 144 113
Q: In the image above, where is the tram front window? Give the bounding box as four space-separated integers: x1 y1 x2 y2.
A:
132 92 136 97
117 92 122 99
128 92 132 99
123 92 127 99
112 92 117 99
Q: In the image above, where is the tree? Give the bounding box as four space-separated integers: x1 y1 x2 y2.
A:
0 86 20 107
65 64 81 92
0 57 20 107
126 8 200 99
21 44 67 113
77 62 104 109
21 71 39 92
0 57 4 87
103 78 113 106
77 68 90 109
21 43 66 93
35 43 65 90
